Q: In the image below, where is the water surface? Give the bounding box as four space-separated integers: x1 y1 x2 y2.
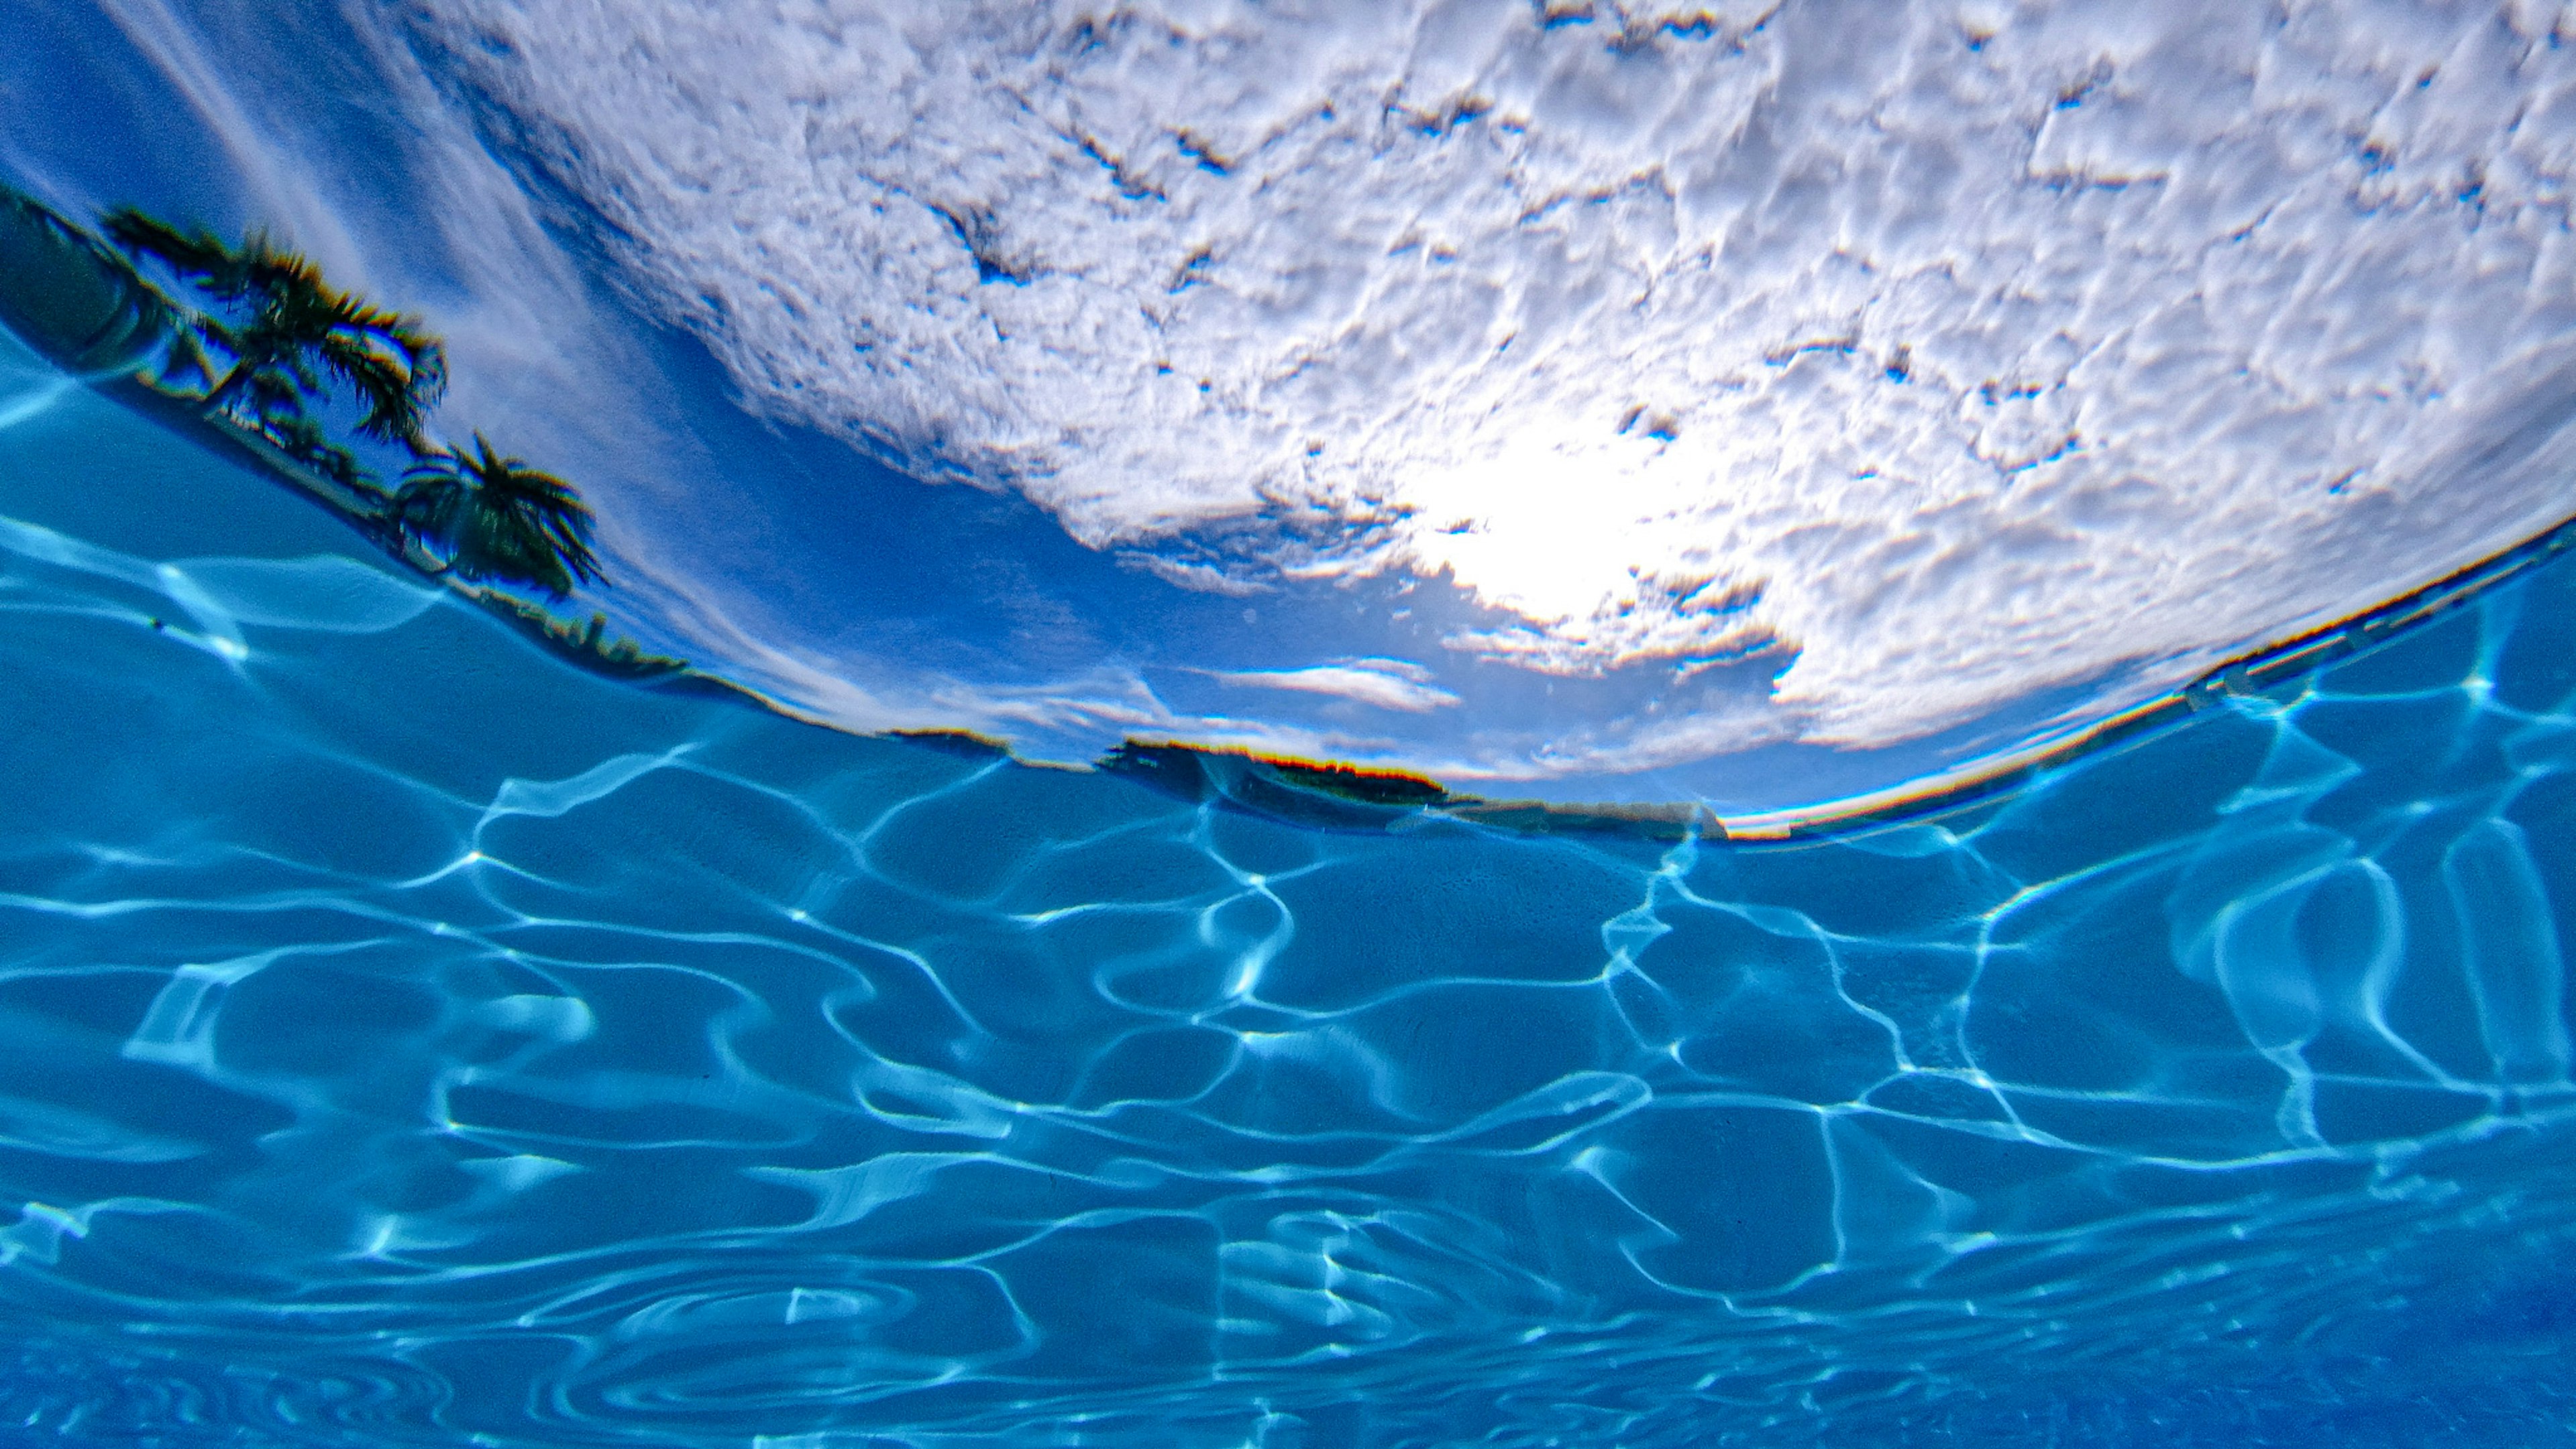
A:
3 326 2574 1445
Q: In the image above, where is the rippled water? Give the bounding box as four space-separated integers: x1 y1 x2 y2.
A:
3 339 2575 1446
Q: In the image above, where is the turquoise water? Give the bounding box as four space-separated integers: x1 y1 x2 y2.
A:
4 339 2575 1445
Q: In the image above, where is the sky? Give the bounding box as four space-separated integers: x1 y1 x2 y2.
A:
6 0 2576 808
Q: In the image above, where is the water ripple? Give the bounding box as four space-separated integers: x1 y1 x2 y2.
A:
1 362 2573 1444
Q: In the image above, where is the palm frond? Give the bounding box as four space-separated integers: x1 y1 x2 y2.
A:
101 207 242 287
313 315 445 446
225 235 325 306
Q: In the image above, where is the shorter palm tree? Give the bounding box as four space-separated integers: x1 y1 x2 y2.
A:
395 434 605 598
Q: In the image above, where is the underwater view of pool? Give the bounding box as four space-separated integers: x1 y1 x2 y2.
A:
5 321 2576 1444
6 2 2576 1444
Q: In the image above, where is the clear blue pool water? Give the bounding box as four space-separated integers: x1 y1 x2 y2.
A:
3 324 2575 1444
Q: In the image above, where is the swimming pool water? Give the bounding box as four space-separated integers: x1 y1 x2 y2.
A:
1 341 2573 1445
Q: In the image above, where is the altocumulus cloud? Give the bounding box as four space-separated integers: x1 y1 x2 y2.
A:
392 0 2576 747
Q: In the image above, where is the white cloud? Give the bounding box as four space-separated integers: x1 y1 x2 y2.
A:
394 0 2576 751
1209 659 1462 712
89 0 370 283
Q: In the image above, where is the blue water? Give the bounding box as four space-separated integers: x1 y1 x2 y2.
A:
3 338 2575 1446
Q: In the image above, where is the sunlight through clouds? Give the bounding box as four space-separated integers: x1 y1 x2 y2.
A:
395 0 2576 749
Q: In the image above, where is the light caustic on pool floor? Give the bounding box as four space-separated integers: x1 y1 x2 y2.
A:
1 360 2574 1446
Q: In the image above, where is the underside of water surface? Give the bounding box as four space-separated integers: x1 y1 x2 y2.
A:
4 330 2576 1446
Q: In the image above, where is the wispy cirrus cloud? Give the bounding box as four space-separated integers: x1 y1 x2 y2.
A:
1206 659 1462 714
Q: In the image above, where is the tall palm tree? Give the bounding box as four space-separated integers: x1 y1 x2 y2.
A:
395 434 605 598
101 208 447 451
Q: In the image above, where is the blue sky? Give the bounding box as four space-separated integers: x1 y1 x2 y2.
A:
7 0 2575 809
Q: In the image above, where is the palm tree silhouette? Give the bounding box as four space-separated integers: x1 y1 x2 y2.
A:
396 434 605 597
64 203 612 606
101 208 447 452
